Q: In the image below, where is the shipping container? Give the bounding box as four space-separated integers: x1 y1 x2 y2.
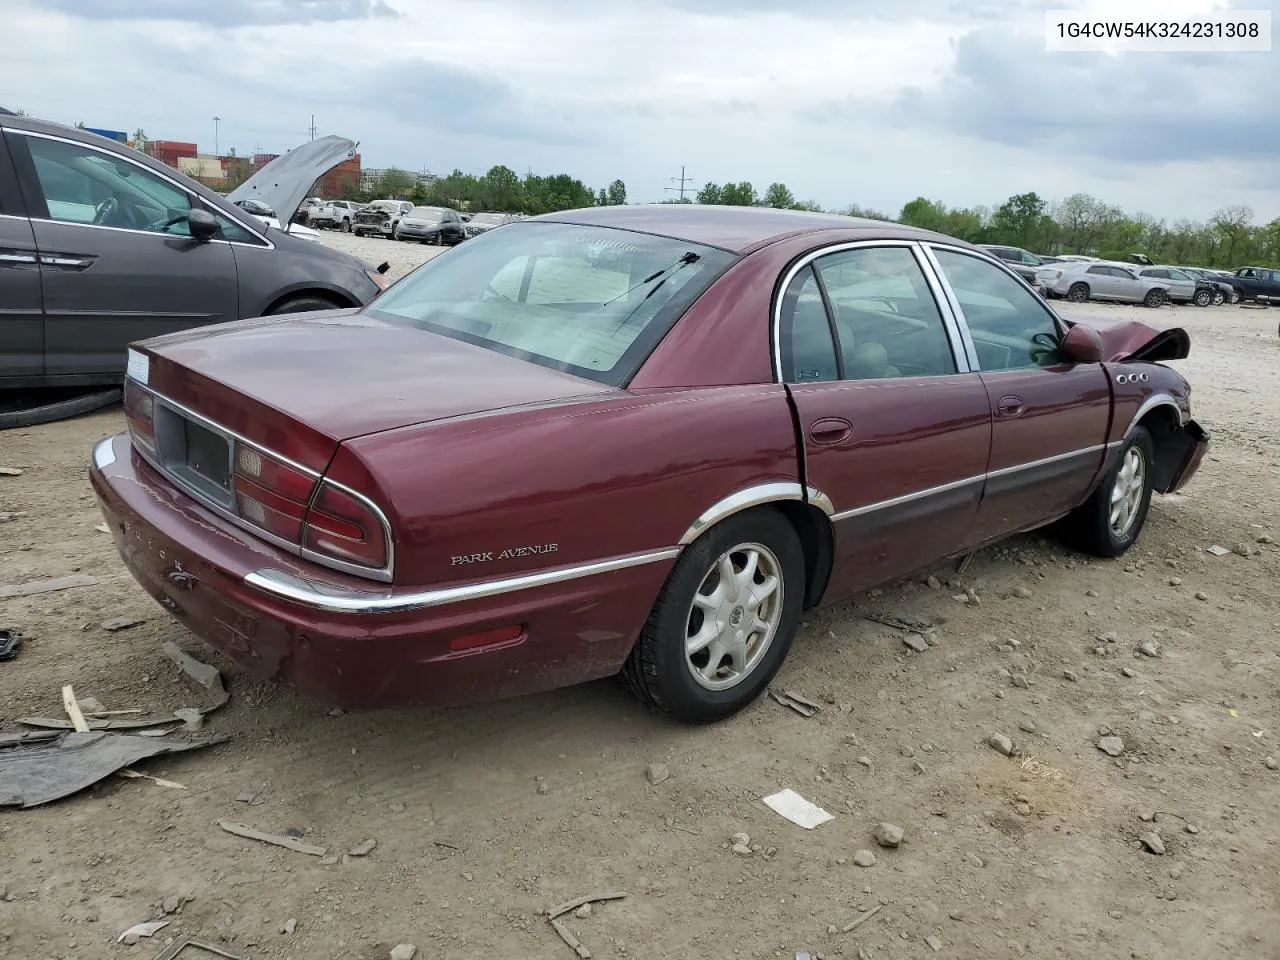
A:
85 127 128 143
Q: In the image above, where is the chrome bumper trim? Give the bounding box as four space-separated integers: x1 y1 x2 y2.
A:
244 547 682 614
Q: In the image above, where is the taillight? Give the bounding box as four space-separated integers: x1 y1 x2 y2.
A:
122 380 156 457
232 446 317 542
302 482 388 570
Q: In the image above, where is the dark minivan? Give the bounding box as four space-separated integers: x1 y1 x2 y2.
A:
0 109 388 389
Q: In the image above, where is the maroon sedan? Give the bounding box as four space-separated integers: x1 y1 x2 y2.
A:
89 205 1209 723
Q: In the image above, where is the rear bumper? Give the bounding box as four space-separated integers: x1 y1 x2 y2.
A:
89 433 675 710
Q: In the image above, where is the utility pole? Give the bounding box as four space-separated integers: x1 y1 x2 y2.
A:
213 116 221 156
309 115 317 141
664 164 693 202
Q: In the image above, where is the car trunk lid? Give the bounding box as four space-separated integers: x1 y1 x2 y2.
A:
130 310 619 472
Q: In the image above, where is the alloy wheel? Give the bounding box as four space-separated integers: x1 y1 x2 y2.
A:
1109 447 1147 538
684 542 785 692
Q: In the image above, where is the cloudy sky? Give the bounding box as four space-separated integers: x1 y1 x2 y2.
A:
3 0 1276 223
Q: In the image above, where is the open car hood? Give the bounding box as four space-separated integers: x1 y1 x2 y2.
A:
1062 314 1191 363
226 135 357 230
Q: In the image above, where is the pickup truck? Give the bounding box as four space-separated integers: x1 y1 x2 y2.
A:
309 200 364 232
352 200 415 238
1229 266 1280 304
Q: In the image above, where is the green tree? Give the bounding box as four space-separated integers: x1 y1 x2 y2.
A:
719 181 758 206
898 197 950 233
763 182 795 209
374 167 415 199
132 128 150 153
606 179 627 205
990 191 1048 247
696 182 723 204
843 203 893 221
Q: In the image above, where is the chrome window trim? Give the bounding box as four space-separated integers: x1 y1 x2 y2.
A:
14 129 275 250
907 241 975 373
245 548 682 614
920 242 1070 372
127 380 396 583
770 238 973 383
828 441 1122 523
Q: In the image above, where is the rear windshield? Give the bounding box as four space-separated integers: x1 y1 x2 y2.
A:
410 206 445 220
366 221 737 386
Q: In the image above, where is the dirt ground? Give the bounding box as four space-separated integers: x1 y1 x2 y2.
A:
2 235 1279 960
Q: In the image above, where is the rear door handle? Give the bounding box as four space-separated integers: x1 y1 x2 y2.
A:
809 417 853 445
997 396 1025 418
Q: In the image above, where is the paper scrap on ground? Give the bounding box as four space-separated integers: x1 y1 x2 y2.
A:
761 788 834 829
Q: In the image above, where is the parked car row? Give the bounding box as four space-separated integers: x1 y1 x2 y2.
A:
351 201 522 245
982 245 1279 309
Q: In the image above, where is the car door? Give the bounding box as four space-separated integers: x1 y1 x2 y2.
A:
1108 265 1147 302
0 128 43 381
924 245 1112 544
1262 269 1280 301
11 130 239 379
1078 264 1114 299
779 242 993 600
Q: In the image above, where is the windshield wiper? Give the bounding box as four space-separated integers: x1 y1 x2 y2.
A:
602 251 701 308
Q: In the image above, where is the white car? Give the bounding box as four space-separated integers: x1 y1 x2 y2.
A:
1037 260 1169 307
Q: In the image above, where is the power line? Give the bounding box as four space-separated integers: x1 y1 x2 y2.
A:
664 164 694 202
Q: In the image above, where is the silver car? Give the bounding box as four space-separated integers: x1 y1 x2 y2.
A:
1037 260 1169 307
1133 266 1198 304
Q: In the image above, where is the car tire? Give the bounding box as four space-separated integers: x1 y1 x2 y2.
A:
621 507 806 724
1143 288 1166 308
266 295 341 315
340 219 351 233
1193 288 1213 307
1230 290 1242 304
1056 425 1156 559
392 223 402 241
0 387 122 430
1067 282 1090 303
1212 290 1225 306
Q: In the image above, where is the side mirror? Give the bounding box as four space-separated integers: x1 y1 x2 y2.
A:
1061 323 1103 364
187 208 219 242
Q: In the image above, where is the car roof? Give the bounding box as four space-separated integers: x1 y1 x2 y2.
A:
527 203 974 255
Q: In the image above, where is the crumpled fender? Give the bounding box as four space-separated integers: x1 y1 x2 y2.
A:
1061 315 1190 363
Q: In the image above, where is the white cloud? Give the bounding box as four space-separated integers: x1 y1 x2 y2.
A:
2 0 1276 223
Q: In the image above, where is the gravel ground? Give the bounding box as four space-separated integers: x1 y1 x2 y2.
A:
310 227 448 283
2 237 1279 959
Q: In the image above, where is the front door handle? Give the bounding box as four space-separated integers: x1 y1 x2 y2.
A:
809 417 853 445
38 254 94 270
997 396 1025 418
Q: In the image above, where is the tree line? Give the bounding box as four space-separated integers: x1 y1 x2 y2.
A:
683 181 1279 270
348 165 628 217
351 162 1280 270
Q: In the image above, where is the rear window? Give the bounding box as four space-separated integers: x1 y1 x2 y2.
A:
366 221 737 386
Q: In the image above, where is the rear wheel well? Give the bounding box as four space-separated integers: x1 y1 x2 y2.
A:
772 500 834 610
1138 404 1187 492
